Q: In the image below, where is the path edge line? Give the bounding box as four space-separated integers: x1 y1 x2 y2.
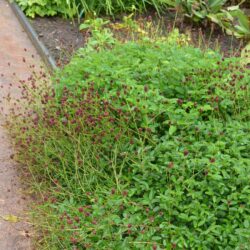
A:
9 1 57 71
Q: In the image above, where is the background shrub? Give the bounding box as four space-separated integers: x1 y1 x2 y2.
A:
16 0 168 17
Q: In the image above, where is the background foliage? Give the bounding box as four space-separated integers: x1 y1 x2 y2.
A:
15 0 168 18
15 0 250 39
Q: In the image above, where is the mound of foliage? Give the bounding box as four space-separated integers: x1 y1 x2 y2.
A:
6 33 250 249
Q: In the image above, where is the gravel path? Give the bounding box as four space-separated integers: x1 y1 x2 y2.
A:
0 0 42 249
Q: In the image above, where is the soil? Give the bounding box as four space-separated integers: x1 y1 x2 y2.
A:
31 17 85 66
31 12 247 68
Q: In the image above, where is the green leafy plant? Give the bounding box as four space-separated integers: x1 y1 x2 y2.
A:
15 0 169 18
4 27 250 249
176 0 250 38
79 17 115 51
207 5 250 38
15 0 78 18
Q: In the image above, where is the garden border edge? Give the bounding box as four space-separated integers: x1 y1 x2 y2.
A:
9 1 57 72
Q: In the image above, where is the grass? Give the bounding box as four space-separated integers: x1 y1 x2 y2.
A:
3 25 250 249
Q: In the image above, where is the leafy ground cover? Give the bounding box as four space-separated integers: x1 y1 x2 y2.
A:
4 27 250 249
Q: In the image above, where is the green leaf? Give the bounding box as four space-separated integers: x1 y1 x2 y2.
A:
227 5 239 11
202 104 212 111
244 220 249 228
79 23 91 30
169 125 177 136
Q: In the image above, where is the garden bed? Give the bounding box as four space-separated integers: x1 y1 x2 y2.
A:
31 13 245 67
7 2 250 249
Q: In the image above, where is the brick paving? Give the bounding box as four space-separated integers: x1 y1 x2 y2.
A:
0 0 42 249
